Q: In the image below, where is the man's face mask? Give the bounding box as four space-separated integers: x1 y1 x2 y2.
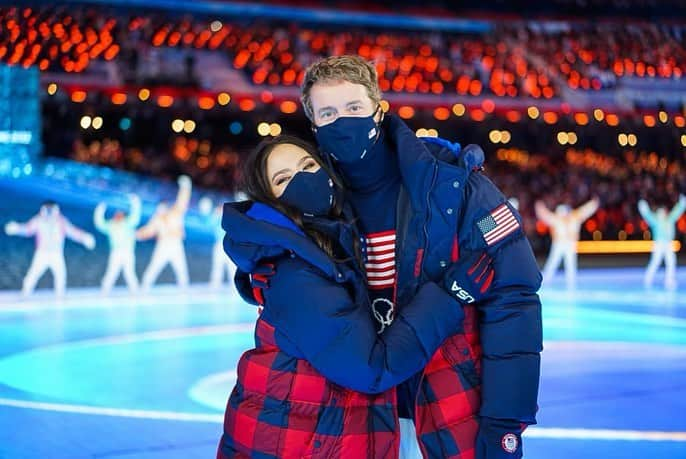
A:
314 106 382 164
278 168 335 217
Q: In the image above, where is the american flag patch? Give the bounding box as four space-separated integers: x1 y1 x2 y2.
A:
364 230 396 290
477 204 520 246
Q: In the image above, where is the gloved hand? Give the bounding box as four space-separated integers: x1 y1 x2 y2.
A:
443 251 494 304
251 263 275 289
250 263 275 305
476 417 523 459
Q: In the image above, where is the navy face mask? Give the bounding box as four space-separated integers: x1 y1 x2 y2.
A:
279 167 335 217
314 108 382 165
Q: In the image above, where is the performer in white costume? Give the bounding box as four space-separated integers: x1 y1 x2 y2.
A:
535 197 600 288
198 197 236 291
137 175 192 290
4 201 95 297
638 194 686 289
94 194 142 294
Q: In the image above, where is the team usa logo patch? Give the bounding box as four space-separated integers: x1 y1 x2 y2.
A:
501 433 518 453
477 203 520 246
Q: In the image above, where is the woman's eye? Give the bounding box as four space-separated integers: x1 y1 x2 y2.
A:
303 161 316 170
275 176 290 186
350 105 362 112
320 111 334 120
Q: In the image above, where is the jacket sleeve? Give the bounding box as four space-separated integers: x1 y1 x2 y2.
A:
262 257 464 394
462 173 543 425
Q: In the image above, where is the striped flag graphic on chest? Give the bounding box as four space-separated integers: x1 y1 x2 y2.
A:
477 203 520 246
364 230 396 289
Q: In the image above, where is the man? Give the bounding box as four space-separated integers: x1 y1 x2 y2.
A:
300 55 543 458
5 201 95 297
93 194 142 294
136 175 192 290
535 197 600 289
199 196 237 291
638 194 686 289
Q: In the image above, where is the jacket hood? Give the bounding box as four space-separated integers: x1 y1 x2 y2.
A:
221 201 341 280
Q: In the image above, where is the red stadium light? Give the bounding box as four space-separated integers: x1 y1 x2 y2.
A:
505 111 521 123
157 95 174 108
543 112 558 124
470 109 486 122
198 96 215 110
574 113 589 126
398 106 415 119
482 99 495 113
71 90 87 103
433 107 450 121
111 93 127 105
280 101 298 114
468 80 482 96
605 114 619 126
260 91 274 103
585 219 597 233
239 99 256 112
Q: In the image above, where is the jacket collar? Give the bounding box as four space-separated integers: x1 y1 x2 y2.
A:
383 114 465 209
221 201 340 279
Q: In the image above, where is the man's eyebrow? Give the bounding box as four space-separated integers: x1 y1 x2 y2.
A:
345 100 363 107
271 168 290 182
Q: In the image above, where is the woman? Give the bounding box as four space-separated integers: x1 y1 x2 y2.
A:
218 136 483 458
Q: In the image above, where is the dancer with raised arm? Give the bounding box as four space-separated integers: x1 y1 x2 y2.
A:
137 175 192 290
94 194 142 294
5 201 95 297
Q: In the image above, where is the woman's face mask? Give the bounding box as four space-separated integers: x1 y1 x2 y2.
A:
267 143 335 217
279 168 335 217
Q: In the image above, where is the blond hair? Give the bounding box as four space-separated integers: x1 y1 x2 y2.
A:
301 55 381 121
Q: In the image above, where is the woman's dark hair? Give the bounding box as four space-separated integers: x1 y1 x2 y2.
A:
240 135 362 268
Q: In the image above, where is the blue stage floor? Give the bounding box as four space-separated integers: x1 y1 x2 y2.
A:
0 267 685 459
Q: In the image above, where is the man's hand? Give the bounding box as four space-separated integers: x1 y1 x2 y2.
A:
443 251 494 304
476 417 523 459
83 233 96 250
177 175 192 189
4 221 19 235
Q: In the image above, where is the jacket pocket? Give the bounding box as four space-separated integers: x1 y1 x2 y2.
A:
440 333 481 389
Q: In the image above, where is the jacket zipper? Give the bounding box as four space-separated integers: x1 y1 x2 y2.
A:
412 159 439 457
419 160 439 278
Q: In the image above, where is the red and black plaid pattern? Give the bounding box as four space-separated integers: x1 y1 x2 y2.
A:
415 305 482 459
218 319 400 459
